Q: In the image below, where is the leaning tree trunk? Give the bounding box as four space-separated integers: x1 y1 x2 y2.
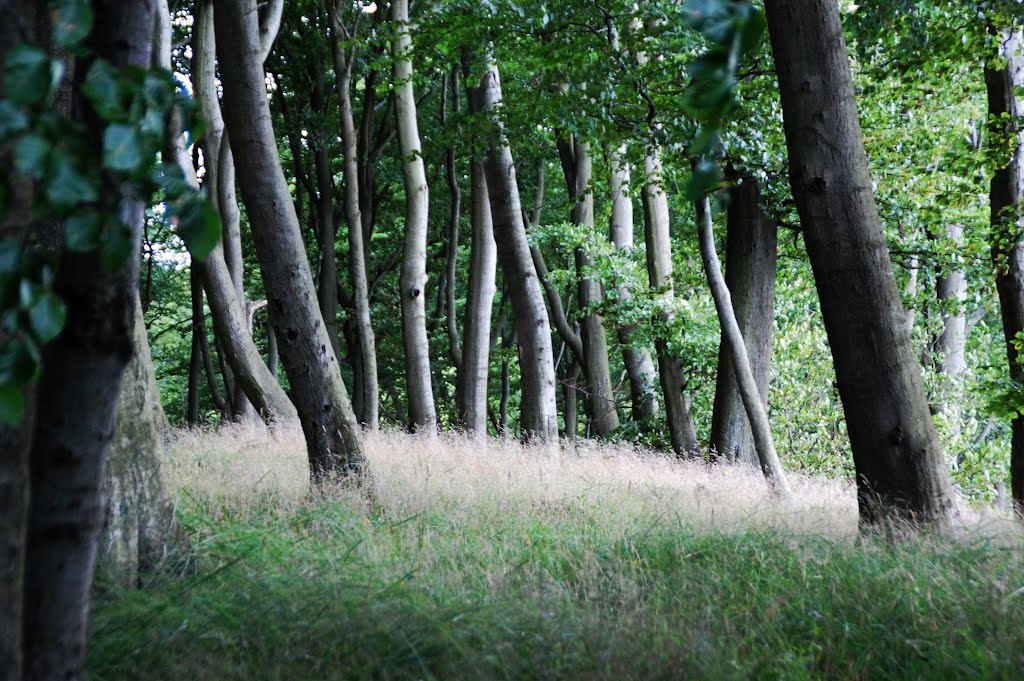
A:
22 3 157 677
765 0 958 530
478 58 559 446
392 0 437 434
609 145 659 425
99 295 189 584
985 25 1024 514
329 3 380 429
642 151 700 456
558 137 620 438
710 173 777 465
696 196 791 497
216 0 365 480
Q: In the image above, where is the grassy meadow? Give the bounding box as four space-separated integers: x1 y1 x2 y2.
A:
86 427 1024 680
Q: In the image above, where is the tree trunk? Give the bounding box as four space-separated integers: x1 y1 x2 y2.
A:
22 4 156 676
985 25 1024 515
392 0 437 434
187 266 204 426
329 7 379 430
642 151 700 455
609 145 659 424
478 59 560 446
443 71 463 373
216 0 365 480
559 137 620 438
710 174 777 465
931 223 967 441
765 0 958 529
697 196 791 496
99 296 189 584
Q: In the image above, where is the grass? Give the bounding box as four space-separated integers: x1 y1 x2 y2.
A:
86 426 1024 680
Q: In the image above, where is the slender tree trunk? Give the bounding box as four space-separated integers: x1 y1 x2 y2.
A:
392 0 437 433
985 25 1024 514
443 71 463 372
609 145 659 424
216 0 365 480
931 223 967 441
187 266 204 426
765 0 958 529
477 58 559 445
697 196 791 496
328 12 379 430
559 138 620 437
314 141 340 356
710 173 777 465
267 325 280 378
642 151 700 455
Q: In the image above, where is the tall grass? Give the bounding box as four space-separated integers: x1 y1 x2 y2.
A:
87 426 1024 680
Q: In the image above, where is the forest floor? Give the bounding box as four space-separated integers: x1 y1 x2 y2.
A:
87 425 1024 680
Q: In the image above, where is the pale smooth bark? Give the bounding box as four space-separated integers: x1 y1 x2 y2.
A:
478 59 559 445
443 71 463 372
392 0 437 433
710 174 777 465
642 151 700 456
216 0 365 479
697 197 791 497
931 223 967 440
765 0 958 529
985 26 1024 513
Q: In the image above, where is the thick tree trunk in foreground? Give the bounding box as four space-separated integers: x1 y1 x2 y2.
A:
23 4 156 677
609 146 659 424
642 151 700 456
216 0 365 479
985 26 1024 514
559 138 620 438
765 0 958 529
392 0 437 434
330 4 380 429
697 197 790 497
478 59 559 446
710 175 777 465
99 297 189 584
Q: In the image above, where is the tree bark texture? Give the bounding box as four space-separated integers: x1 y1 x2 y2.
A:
765 0 958 529
392 0 437 433
478 59 559 446
710 174 777 465
216 0 365 479
931 223 967 440
985 26 1024 514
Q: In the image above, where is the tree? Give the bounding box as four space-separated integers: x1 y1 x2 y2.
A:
764 0 958 529
215 0 365 480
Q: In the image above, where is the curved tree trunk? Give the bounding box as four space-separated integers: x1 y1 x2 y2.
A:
642 151 700 456
392 0 437 434
329 7 379 429
216 0 365 480
697 197 791 497
765 0 958 529
985 25 1024 515
710 174 777 465
609 146 659 425
478 58 559 446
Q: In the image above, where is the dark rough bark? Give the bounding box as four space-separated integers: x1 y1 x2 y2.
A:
23 4 157 677
985 26 1024 514
710 174 777 465
765 0 958 529
187 266 203 425
216 0 365 479
478 59 559 446
98 297 189 584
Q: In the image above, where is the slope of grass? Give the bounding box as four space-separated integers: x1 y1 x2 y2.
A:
86 427 1024 680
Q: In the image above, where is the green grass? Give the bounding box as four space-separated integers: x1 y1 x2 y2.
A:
85 430 1024 680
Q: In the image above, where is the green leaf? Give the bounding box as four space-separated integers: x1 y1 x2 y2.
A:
45 155 98 209
0 100 28 137
0 335 37 385
50 0 94 48
103 122 146 172
686 158 722 201
0 239 20 275
64 212 103 252
27 291 66 343
3 46 55 106
13 134 51 179
175 197 222 261
82 60 124 121
0 383 25 425
153 161 191 199
100 221 133 272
